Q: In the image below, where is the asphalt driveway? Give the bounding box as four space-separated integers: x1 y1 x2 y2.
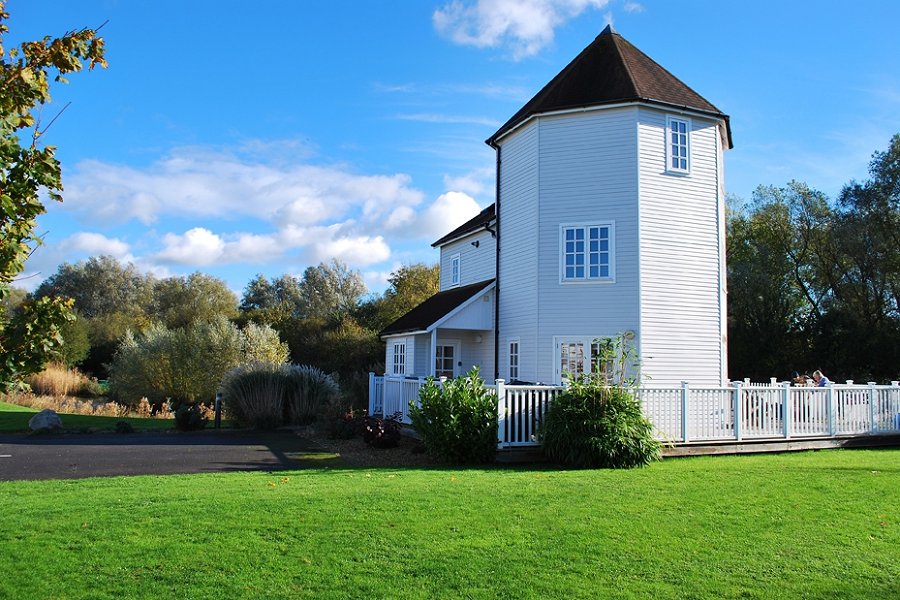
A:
0 430 334 481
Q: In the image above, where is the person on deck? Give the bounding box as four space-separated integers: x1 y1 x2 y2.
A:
812 370 830 387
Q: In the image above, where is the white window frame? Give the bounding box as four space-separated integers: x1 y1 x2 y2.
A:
450 253 461 287
434 341 460 379
508 338 520 381
559 222 615 283
391 342 406 375
553 335 619 385
666 115 691 174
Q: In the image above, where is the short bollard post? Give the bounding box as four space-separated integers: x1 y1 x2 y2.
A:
214 392 222 429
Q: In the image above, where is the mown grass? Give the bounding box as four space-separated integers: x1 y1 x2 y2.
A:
0 450 898 599
0 401 181 433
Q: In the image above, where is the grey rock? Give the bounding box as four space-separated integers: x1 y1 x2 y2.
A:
28 409 63 432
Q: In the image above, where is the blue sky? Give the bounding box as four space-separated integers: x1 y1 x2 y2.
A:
10 0 900 296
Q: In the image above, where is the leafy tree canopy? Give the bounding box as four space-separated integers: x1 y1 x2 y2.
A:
0 4 106 389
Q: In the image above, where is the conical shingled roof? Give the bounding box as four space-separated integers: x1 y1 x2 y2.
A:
487 25 732 148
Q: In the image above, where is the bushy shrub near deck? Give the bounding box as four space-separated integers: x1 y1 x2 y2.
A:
409 367 498 464
220 363 338 429
542 382 660 468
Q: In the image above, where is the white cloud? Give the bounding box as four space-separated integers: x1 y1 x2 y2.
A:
156 227 226 265
63 146 425 229
623 1 643 13
433 0 609 59
309 234 391 267
417 191 483 240
395 113 501 127
58 232 132 260
444 166 495 197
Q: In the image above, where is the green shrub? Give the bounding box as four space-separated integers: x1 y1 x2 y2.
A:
171 402 209 431
282 365 339 425
108 318 288 407
219 362 286 430
541 379 660 469
409 367 498 465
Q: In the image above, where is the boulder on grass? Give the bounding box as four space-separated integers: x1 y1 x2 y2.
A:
28 409 63 432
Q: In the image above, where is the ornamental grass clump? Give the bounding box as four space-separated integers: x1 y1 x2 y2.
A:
542 335 660 468
219 362 287 430
409 367 498 465
282 365 339 425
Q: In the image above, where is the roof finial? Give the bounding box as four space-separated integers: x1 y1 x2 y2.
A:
601 23 617 36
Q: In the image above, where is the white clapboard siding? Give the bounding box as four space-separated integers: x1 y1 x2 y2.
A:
637 108 726 386
439 230 496 291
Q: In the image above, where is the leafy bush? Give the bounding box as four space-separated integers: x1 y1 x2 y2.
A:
219 362 286 430
362 412 402 448
171 401 209 431
282 365 340 425
409 367 498 465
108 318 288 407
541 378 660 469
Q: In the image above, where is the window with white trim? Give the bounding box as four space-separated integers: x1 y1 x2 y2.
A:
508 339 520 381
666 116 690 174
555 336 619 384
435 345 455 379
561 224 614 282
450 254 461 287
392 342 406 375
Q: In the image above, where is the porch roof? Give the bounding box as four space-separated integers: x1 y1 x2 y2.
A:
380 279 495 338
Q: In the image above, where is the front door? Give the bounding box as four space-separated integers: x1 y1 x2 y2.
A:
435 344 458 379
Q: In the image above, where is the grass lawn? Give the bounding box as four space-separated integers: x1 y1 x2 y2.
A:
0 450 898 599
0 401 187 433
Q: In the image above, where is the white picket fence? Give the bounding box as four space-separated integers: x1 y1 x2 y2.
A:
368 374 900 449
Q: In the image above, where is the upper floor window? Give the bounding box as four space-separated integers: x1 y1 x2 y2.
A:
561 224 614 282
450 254 461 287
666 116 690 174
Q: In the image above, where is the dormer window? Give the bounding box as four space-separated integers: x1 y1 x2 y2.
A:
450 254 461 287
666 116 690 174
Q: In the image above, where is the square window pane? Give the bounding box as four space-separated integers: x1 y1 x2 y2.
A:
590 240 598 252
565 228 574 241
575 229 584 240
599 239 608 251
590 265 598 278
600 265 609 277
575 266 584 278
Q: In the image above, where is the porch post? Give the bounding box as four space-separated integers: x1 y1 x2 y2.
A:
680 381 690 443
782 382 791 439
868 382 877 433
733 381 743 442
827 385 835 436
368 372 376 416
496 379 507 449
430 329 437 377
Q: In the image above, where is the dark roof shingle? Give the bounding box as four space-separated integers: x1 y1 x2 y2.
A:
380 279 494 337
487 25 732 147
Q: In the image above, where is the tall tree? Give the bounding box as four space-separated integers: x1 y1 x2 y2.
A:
0 4 106 388
297 259 366 320
150 272 238 329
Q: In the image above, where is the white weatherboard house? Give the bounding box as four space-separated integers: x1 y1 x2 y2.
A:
380 26 732 388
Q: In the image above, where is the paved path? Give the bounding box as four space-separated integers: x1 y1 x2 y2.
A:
0 430 330 481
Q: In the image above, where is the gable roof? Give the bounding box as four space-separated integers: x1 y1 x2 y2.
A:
487 25 732 148
431 203 496 248
380 279 494 337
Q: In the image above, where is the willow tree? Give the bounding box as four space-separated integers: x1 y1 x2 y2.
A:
0 2 106 389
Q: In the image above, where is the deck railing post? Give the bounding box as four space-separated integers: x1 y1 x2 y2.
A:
782 382 791 439
827 385 836 436
496 379 506 449
368 372 376 416
893 382 900 432
680 381 690 443
868 382 877 433
733 381 743 442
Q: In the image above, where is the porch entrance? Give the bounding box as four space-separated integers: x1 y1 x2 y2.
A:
435 344 459 378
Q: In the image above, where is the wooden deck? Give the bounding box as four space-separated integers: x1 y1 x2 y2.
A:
663 433 900 457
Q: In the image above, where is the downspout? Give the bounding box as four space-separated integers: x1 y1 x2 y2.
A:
492 144 501 380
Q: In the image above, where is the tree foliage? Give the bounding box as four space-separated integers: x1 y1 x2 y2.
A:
150 271 238 329
728 135 900 381
0 4 106 389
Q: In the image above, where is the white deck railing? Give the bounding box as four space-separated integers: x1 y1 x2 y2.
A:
368 374 900 449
